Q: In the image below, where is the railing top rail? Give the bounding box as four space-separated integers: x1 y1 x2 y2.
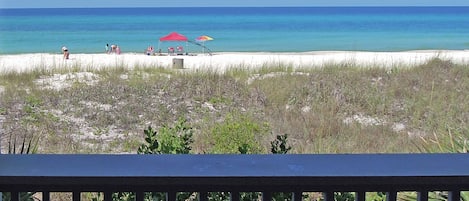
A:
1 153 469 177
1 153 469 192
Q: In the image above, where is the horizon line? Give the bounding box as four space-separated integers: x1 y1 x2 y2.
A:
2 5 469 9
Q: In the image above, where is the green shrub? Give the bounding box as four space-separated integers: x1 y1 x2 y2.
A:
157 118 194 154
116 118 194 201
366 192 386 201
333 192 355 201
399 191 469 201
137 126 159 154
209 113 269 154
2 192 36 201
271 134 292 154
138 118 194 154
271 134 296 201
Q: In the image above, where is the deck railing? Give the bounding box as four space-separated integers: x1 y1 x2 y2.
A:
1 154 469 201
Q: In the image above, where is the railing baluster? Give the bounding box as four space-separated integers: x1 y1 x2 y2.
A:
11 191 19 201
417 191 428 201
386 191 397 201
166 191 177 201
292 191 303 201
42 191 50 201
355 191 365 201
262 191 272 201
448 191 461 201
230 191 240 201
73 191 81 201
135 191 144 201
104 191 113 201
199 191 208 201
324 191 334 201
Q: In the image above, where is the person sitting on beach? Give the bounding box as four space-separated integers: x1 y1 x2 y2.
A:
61 46 69 59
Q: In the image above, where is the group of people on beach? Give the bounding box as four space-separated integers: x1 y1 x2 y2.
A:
62 43 188 58
105 44 121 54
61 43 122 60
145 45 164 56
144 45 186 56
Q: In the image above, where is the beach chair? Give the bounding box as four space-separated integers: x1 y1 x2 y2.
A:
168 47 175 55
176 46 184 55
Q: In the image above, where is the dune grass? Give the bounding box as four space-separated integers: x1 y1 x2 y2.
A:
1 57 468 154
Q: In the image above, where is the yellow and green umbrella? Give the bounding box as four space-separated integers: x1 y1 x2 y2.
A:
195 35 214 54
196 35 214 42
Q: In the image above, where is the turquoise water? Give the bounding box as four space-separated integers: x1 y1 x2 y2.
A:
1 7 469 54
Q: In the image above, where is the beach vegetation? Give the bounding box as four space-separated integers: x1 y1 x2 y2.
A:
206 112 269 154
257 62 296 74
1 57 468 155
138 118 194 154
225 67 251 80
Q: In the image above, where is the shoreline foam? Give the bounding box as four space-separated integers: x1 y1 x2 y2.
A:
1 50 468 74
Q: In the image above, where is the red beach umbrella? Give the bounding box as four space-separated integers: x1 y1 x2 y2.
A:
158 32 188 54
159 32 188 41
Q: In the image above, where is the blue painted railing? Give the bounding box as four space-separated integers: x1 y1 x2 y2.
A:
1 154 469 201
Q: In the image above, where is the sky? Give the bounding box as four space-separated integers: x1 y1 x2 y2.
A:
2 0 469 8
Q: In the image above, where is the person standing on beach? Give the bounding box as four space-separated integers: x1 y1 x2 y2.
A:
61 46 69 59
146 45 154 55
110 44 117 54
105 44 109 53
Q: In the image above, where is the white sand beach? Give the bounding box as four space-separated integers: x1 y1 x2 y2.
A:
1 50 468 74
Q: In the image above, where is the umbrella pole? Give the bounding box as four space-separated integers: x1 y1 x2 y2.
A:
158 41 161 54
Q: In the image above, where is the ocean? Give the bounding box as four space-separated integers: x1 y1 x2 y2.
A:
1 7 469 54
